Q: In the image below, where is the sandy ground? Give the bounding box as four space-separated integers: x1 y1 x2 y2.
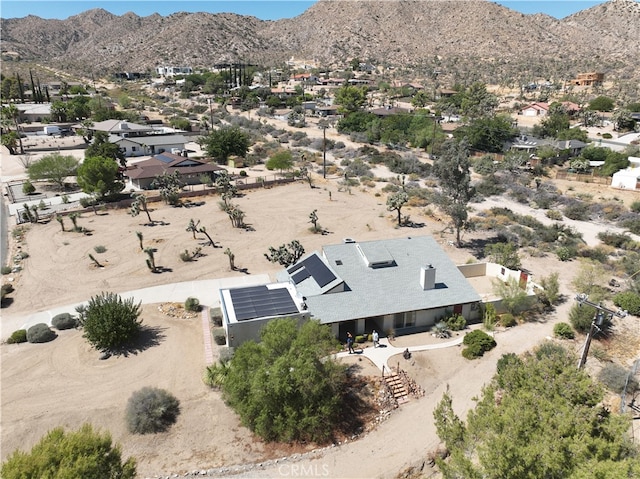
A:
2 118 640 477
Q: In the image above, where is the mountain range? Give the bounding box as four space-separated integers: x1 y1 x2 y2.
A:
1 0 639 84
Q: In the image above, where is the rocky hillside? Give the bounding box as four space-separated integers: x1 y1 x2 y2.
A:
1 0 639 83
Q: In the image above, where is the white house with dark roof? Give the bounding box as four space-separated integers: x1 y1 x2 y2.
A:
111 134 188 157
220 236 483 346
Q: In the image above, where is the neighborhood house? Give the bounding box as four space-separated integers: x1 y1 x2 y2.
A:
219 236 484 347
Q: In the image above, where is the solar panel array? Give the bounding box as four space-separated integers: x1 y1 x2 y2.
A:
229 285 299 321
288 254 337 288
156 154 175 164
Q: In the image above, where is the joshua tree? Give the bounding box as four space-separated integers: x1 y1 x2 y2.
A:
186 219 200 239
130 193 153 224
30 205 40 223
88 253 103 268
224 248 236 271
387 190 409 227
264 240 305 267
68 212 80 232
198 226 216 247
56 214 65 232
144 247 157 273
135 231 143 250
309 209 321 233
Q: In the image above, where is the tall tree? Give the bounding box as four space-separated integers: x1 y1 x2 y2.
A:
334 85 368 113
432 139 475 246
434 344 640 478
1 424 136 479
28 153 79 191
386 190 409 226
265 240 305 267
222 318 346 442
198 126 250 164
1 104 24 154
77 155 124 199
85 131 126 167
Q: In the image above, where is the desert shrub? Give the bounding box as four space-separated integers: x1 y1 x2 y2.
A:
545 209 563 220
184 297 201 312
212 327 226 345
7 329 27 344
445 314 466 331
613 291 640 316
219 346 235 363
578 246 609 263
76 292 142 352
52 312 78 330
631 201 640 213
26 323 56 343
598 231 632 248
461 330 496 359
1 266 11 275
179 250 192 262
563 201 590 221
569 304 595 334
499 313 517 328
622 217 640 235
474 175 506 197
597 363 638 394
125 387 180 434
93 245 107 253
556 245 577 261
210 307 223 326
22 180 36 195
355 334 366 343
553 322 575 339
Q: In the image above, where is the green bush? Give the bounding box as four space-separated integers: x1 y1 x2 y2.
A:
597 363 638 394
355 334 366 343
613 291 640 316
499 313 517 328
461 330 496 359
7 329 27 344
93 245 107 254
76 292 142 351
22 180 35 195
184 297 201 312
125 387 180 434
212 327 226 345
569 304 595 334
446 314 466 331
52 313 78 330
26 323 56 343
1 266 12 275
630 201 640 213
545 209 563 220
602 132 613 139
553 322 575 339
0 423 136 478
556 246 577 262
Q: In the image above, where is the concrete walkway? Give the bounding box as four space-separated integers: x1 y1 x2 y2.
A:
2 276 271 338
335 335 465 371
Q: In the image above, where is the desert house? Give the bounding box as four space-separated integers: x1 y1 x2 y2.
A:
219 236 494 347
124 151 225 189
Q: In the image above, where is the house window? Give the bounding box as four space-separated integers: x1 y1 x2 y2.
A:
453 304 462 314
131 146 137 152
404 311 416 328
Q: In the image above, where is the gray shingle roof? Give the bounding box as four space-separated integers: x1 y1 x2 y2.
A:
280 236 481 324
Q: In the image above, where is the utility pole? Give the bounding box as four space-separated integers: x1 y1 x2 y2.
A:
575 293 627 369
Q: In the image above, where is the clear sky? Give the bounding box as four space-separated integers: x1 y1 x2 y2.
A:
0 0 613 21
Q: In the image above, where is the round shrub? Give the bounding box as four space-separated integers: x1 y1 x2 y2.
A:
553 322 575 339
569 304 595 334
499 313 517 328
462 330 496 359
212 327 226 345
556 246 577 262
613 291 640 316
355 334 366 343
7 329 27 344
446 314 466 331
125 387 180 434
184 297 201 312
597 363 638 394
26 323 56 343
52 313 78 330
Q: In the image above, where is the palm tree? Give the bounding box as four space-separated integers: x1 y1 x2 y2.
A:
1 104 25 154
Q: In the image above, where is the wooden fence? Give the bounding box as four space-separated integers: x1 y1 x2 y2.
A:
555 170 610 185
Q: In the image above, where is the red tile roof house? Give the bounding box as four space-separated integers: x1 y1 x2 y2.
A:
124 152 225 190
